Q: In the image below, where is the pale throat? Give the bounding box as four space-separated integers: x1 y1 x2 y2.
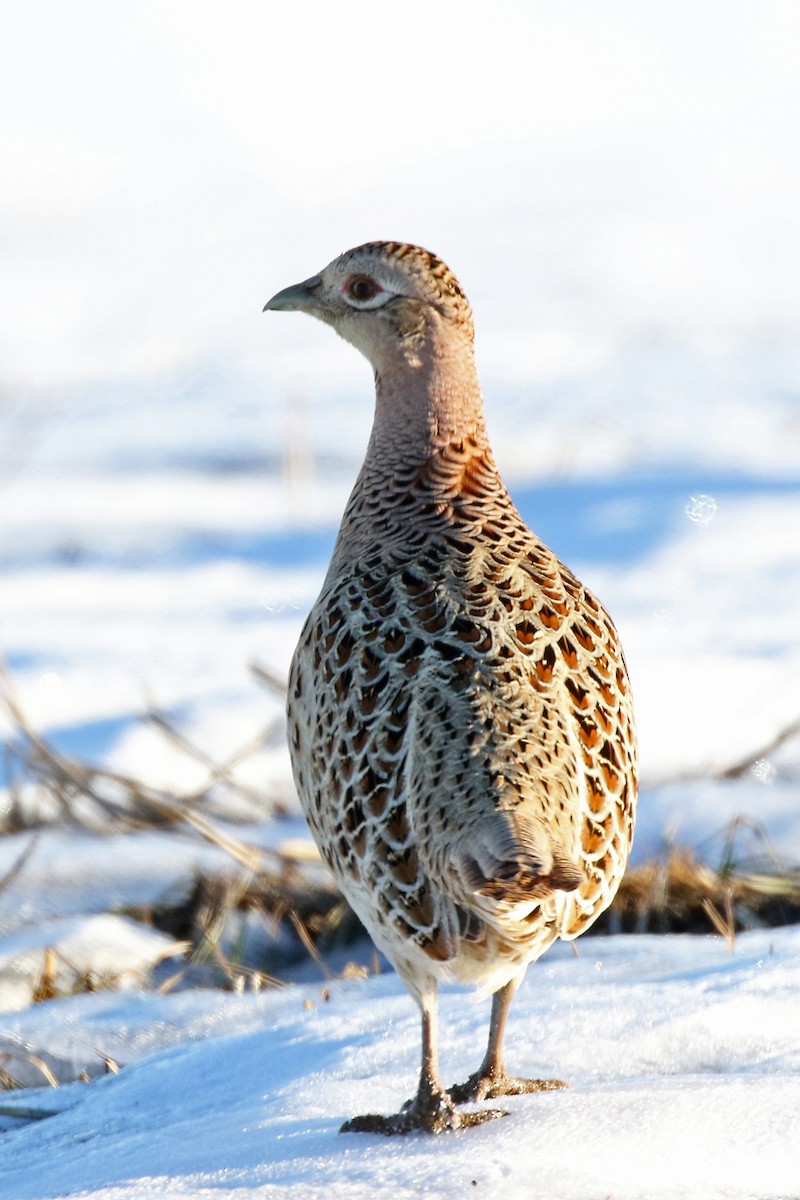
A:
368 334 489 464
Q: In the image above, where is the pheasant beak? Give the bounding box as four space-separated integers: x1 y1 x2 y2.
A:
263 276 322 313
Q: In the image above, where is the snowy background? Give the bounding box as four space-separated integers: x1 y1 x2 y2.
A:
1 2 800 1197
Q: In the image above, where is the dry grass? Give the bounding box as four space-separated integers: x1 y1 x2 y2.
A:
134 861 360 994
0 658 288 840
597 844 800 939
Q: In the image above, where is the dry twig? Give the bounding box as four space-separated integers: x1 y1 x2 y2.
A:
644 713 800 789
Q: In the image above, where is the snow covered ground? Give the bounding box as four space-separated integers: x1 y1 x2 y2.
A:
2 3 800 1197
2 929 799 1199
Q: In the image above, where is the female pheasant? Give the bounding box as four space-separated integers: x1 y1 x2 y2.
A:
264 242 637 1134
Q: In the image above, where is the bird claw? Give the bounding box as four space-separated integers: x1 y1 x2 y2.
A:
448 1070 568 1105
340 1090 507 1135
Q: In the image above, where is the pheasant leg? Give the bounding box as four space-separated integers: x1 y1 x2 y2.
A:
342 991 507 1134
449 979 568 1104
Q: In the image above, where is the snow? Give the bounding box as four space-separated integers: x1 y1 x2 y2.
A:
2 929 799 1199
0 915 184 1015
2 1 800 1196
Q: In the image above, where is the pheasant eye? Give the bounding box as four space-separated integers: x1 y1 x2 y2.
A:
346 275 381 302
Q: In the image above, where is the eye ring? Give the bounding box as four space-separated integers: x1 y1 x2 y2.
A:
345 275 381 302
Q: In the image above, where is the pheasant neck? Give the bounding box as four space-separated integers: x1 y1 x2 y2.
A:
367 338 489 469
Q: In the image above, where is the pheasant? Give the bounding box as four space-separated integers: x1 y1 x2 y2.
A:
264 242 637 1135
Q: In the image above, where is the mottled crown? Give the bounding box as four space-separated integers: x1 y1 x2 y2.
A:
340 241 474 337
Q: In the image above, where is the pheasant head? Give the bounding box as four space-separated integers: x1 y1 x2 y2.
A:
264 241 475 374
